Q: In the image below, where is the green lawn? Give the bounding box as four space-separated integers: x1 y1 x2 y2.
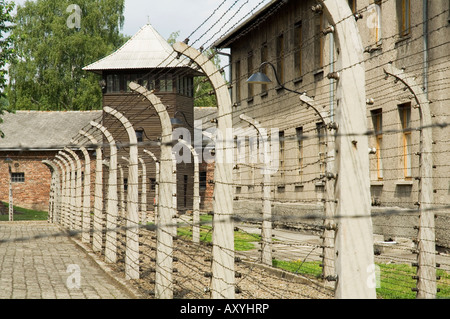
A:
271 259 450 299
177 214 261 251
0 202 48 221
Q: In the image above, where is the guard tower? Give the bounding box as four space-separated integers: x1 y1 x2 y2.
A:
83 24 201 216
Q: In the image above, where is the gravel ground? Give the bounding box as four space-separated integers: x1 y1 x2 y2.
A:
106 228 333 299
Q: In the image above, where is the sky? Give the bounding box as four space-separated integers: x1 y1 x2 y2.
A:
12 0 272 47
6 0 271 83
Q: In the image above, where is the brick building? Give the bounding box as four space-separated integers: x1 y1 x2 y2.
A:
83 23 202 214
0 110 101 211
213 0 449 242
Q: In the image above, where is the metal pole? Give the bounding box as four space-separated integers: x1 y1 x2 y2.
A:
80 129 104 253
144 149 160 224
103 106 140 280
65 146 84 233
90 121 118 264
129 82 175 299
71 139 92 244
299 94 337 288
384 63 436 298
239 114 273 266
53 159 68 227
173 42 235 299
139 157 148 224
59 151 77 230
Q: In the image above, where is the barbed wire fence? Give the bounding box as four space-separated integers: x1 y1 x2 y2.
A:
1 0 449 299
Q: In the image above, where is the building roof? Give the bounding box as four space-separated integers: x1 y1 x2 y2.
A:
83 24 194 73
213 0 285 49
0 110 102 151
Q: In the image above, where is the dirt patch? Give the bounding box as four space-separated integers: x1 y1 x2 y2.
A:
106 228 333 299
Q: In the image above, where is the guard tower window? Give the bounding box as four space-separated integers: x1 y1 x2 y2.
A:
106 74 121 93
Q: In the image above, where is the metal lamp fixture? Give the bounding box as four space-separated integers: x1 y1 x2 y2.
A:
247 61 306 96
246 71 272 85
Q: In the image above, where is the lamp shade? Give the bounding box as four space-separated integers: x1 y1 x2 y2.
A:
170 117 184 126
247 72 272 84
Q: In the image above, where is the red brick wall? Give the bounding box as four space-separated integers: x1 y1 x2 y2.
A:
199 161 215 212
0 152 56 212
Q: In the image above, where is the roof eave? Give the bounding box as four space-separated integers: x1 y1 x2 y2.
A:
213 0 284 49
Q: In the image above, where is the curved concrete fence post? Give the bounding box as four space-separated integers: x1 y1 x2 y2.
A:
58 152 76 230
71 136 92 244
118 162 125 220
143 149 160 224
171 152 177 237
91 120 118 264
239 114 273 266
129 82 175 298
64 147 83 232
177 139 200 244
384 63 435 299
173 42 235 299
54 158 68 227
81 129 104 253
139 157 147 224
104 106 140 280
322 0 375 299
42 160 61 224
298 94 336 288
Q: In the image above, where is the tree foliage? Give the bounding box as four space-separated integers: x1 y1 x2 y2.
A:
0 0 15 138
0 0 14 96
7 0 127 110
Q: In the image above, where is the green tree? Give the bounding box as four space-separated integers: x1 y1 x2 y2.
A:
7 0 127 110
193 48 222 108
0 0 14 138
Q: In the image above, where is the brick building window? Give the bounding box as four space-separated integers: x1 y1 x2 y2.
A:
279 130 285 179
399 103 412 179
371 109 383 180
348 0 357 13
199 171 207 191
235 60 241 103
368 1 382 44
397 0 411 36
260 43 268 94
149 178 156 191
294 21 303 79
314 12 324 70
296 127 304 177
11 172 25 183
247 50 254 100
276 33 285 84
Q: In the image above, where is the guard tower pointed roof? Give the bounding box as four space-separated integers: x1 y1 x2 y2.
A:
83 24 194 74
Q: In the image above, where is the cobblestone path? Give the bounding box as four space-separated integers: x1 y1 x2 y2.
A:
0 221 136 299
